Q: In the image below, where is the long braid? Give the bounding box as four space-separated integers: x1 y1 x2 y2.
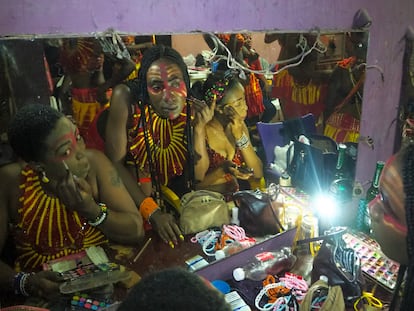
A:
400 144 414 310
134 45 194 196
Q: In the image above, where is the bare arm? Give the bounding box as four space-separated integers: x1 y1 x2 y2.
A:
0 165 15 293
192 98 216 182
90 150 144 244
105 84 149 206
238 123 263 179
104 85 182 244
227 107 263 179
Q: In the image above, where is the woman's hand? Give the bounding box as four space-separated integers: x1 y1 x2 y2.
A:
56 167 94 211
224 105 245 139
149 210 183 248
192 97 216 128
228 166 254 180
27 271 64 300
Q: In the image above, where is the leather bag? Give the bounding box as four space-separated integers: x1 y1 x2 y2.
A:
179 190 230 234
232 189 284 237
287 134 338 194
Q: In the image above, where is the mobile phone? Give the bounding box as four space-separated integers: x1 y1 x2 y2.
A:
237 166 253 174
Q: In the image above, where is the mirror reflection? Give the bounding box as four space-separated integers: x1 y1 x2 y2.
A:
0 30 368 265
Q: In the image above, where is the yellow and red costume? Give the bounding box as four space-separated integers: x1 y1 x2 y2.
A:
324 57 364 143
12 166 107 271
127 105 188 187
271 69 327 119
86 104 189 192
60 38 105 138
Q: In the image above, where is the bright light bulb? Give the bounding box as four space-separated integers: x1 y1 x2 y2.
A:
312 193 338 220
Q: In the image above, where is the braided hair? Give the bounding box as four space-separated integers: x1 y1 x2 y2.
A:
200 70 243 125
126 45 194 196
124 44 191 103
8 104 63 162
399 143 414 310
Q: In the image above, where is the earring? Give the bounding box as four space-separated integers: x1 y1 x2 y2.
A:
41 171 50 183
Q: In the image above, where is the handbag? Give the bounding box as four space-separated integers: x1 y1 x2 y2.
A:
232 188 284 237
287 134 338 194
305 228 364 307
179 190 230 235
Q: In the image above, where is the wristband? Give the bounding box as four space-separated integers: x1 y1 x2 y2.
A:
88 203 108 227
139 197 160 221
13 272 34 296
139 177 152 183
235 133 250 149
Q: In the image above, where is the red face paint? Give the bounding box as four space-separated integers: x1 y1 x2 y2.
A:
51 128 80 162
369 193 408 234
147 63 187 99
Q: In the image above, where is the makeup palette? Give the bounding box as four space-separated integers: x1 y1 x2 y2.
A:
71 293 112 310
342 231 400 291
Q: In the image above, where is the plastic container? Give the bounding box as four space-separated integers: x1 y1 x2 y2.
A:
215 241 246 261
232 247 296 281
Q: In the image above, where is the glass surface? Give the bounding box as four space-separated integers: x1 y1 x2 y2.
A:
0 30 369 259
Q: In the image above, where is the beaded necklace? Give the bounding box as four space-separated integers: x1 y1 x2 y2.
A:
128 105 188 186
14 167 107 270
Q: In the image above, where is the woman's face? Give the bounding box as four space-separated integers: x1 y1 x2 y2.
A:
41 117 90 180
220 82 248 120
369 155 408 264
146 58 187 120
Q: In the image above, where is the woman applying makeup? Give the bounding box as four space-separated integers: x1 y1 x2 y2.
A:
0 104 143 303
192 70 263 195
369 144 414 310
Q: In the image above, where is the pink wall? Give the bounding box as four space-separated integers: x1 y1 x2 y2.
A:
172 33 281 66
1 0 414 186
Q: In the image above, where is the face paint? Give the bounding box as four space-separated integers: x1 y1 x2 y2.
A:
369 193 408 234
146 60 188 120
51 128 80 162
147 64 187 97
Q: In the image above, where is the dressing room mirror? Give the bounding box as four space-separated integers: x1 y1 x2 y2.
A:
0 31 369 247
0 31 368 135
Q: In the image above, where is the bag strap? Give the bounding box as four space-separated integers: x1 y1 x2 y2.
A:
296 226 347 245
333 72 365 113
266 194 285 232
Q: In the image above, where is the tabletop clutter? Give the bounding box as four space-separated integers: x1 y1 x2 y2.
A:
5 184 394 311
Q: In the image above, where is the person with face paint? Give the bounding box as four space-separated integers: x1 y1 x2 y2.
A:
86 45 211 247
369 144 414 310
191 70 263 195
0 104 143 305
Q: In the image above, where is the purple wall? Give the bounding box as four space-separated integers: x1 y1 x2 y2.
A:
1 0 413 186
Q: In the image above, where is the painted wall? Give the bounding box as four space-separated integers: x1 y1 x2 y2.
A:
1 0 414 187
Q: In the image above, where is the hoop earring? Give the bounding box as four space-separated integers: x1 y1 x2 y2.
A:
41 171 50 183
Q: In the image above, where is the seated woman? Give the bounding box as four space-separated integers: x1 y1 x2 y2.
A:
369 144 414 310
192 70 263 196
0 104 143 304
86 45 211 246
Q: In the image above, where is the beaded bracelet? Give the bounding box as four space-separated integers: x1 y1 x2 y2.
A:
13 272 34 296
235 133 250 150
88 203 108 227
139 197 159 221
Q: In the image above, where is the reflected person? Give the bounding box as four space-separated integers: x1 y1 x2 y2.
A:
86 45 211 246
0 104 143 304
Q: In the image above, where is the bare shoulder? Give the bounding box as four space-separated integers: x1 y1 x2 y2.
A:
0 162 21 186
86 149 111 167
0 162 22 219
85 149 123 188
112 83 132 102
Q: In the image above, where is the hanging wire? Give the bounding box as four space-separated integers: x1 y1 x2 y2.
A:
204 31 328 79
